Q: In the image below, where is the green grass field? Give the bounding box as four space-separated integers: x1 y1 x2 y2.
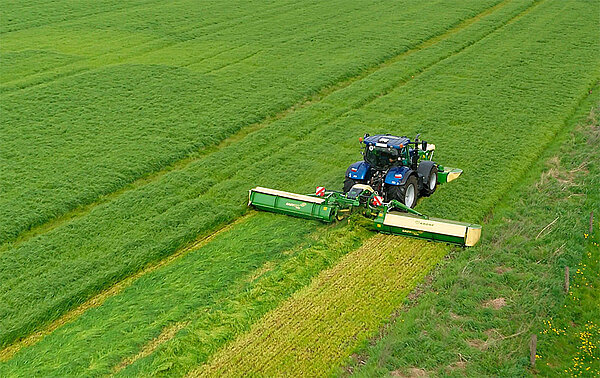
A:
1 0 598 376
349 89 600 377
0 0 500 243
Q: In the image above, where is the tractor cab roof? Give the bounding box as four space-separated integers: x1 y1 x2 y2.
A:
363 134 410 149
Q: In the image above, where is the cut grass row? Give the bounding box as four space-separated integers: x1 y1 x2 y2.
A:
0 0 515 348
351 90 600 377
196 235 447 377
0 0 498 243
0 0 597 374
0 214 372 376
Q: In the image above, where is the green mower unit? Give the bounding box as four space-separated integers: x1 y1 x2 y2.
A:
248 134 481 247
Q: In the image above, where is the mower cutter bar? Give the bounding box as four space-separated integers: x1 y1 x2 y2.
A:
249 187 337 222
374 211 481 246
248 186 481 246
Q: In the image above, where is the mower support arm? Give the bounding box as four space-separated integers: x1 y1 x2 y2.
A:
386 200 428 219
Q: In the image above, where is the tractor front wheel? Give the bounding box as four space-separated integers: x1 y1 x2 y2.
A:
343 177 362 193
387 175 418 208
421 165 438 197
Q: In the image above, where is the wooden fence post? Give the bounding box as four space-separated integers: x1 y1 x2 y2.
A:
590 211 594 234
530 334 537 367
565 266 569 293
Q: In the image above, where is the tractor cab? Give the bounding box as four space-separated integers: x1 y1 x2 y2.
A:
361 135 411 168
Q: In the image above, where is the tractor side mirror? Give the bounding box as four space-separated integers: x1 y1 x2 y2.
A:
422 141 427 150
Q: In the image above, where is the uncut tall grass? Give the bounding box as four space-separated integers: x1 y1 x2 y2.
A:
0 0 498 242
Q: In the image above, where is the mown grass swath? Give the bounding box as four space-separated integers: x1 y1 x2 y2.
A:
0 0 498 243
1 1 598 375
0 214 372 376
351 93 600 377
0 0 509 347
197 235 447 377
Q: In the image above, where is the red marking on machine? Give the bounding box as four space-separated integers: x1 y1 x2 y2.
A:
394 173 403 179
372 195 383 206
316 186 326 197
351 167 358 172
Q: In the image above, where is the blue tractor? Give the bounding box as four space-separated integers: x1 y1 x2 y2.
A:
247 134 479 246
344 134 441 208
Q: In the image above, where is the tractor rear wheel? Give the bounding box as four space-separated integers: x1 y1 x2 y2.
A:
387 175 418 208
343 177 362 193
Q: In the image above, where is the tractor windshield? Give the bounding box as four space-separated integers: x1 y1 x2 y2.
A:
364 146 400 168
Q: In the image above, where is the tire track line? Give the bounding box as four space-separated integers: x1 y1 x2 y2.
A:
0 0 506 251
353 0 547 111
0 0 316 94
0 213 256 362
112 321 190 375
0 0 511 356
2 0 166 35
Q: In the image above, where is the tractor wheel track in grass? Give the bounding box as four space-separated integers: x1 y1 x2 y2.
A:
3 0 402 94
0 213 256 362
0 0 508 252
0 0 533 354
2 0 165 35
0 0 310 94
1 0 295 81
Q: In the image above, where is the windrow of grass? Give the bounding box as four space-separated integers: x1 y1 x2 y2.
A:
197 235 447 377
0 0 518 348
1 0 597 364
0 214 372 376
0 0 500 243
350 89 600 377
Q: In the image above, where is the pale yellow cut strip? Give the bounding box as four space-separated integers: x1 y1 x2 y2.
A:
113 321 189 374
191 234 445 377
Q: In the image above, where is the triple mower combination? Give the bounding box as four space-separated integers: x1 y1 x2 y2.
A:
249 134 481 246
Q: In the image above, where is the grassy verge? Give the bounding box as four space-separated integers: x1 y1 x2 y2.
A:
349 93 600 376
535 109 600 376
536 233 600 376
